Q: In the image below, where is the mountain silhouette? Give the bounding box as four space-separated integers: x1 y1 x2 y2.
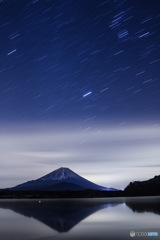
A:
0 199 123 232
10 167 116 191
124 175 160 196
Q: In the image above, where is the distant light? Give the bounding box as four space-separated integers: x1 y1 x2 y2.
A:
83 91 92 98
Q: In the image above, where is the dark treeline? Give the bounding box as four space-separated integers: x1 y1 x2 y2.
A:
0 189 123 198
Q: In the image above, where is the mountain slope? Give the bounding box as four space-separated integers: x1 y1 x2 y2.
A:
11 167 116 191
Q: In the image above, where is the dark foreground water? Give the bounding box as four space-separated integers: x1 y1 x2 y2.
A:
0 197 159 240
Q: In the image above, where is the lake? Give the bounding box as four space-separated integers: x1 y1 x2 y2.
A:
0 197 159 240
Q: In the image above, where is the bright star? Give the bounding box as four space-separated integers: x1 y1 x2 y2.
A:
83 91 92 98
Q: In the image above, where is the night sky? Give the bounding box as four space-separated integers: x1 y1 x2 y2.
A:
0 0 160 189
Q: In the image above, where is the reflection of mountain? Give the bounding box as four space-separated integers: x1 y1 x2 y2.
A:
125 197 160 215
0 199 123 232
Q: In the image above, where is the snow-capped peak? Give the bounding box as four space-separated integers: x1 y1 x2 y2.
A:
40 167 77 181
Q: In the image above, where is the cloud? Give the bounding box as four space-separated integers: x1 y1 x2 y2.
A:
0 123 159 189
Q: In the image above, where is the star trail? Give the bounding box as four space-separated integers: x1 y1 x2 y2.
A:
0 0 159 124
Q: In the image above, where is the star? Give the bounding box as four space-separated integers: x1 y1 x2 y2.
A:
83 92 92 98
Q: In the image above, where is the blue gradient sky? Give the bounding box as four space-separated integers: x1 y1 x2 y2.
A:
0 0 160 189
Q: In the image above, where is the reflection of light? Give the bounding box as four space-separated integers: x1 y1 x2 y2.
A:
84 211 114 222
84 208 124 222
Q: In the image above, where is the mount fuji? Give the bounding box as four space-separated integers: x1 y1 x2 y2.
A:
11 167 116 191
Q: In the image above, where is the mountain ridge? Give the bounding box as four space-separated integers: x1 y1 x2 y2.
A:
10 167 117 192
124 175 160 196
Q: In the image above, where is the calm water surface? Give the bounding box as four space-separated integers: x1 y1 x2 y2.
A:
0 197 159 240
